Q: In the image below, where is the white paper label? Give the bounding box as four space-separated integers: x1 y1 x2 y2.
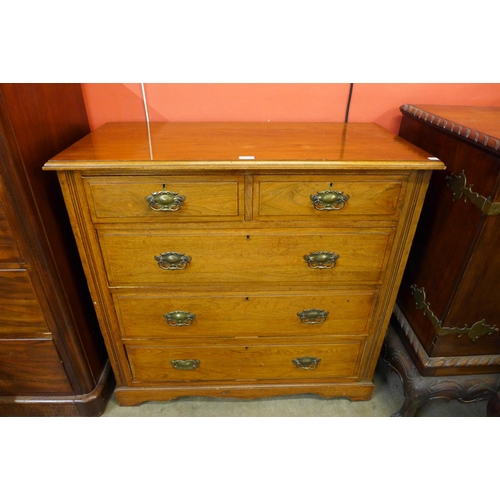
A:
239 156 255 160
427 157 440 161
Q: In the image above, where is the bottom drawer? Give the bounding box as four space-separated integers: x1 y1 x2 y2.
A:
0 339 73 394
125 340 365 382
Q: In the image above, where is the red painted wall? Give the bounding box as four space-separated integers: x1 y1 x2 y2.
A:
82 83 500 134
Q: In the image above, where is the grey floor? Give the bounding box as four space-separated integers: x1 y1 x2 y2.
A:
102 350 488 417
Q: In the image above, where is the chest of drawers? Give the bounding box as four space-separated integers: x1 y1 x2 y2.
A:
44 122 443 406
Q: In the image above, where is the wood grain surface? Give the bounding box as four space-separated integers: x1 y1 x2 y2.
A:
45 122 445 168
98 228 394 286
45 121 443 404
126 340 364 382
114 289 377 339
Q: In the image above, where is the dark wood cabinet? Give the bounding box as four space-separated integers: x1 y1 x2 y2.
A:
0 84 113 416
386 104 500 416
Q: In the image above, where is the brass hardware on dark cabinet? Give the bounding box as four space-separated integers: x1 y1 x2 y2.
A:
155 252 191 270
147 191 186 212
310 189 349 211
292 356 321 370
297 309 329 324
446 170 500 215
164 310 196 326
171 359 200 370
304 251 339 269
411 285 498 342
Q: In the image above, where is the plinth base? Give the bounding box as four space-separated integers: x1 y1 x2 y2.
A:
383 322 500 417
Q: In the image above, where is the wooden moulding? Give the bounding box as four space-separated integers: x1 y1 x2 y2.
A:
383 320 500 417
0 361 115 417
114 380 375 406
400 104 500 155
392 303 500 377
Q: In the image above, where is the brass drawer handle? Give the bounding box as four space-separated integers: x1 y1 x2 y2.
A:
164 311 196 326
304 251 339 269
292 356 321 370
297 309 329 324
155 252 191 270
147 190 186 211
310 190 349 211
171 359 200 370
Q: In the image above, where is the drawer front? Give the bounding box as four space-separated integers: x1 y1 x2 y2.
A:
0 270 48 336
0 339 72 394
254 175 406 219
126 340 365 382
0 201 22 264
99 228 394 286
85 175 244 221
114 290 378 339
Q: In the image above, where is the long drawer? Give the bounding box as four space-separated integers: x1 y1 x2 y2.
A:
113 289 378 339
84 175 245 221
254 174 406 220
125 339 365 382
99 228 394 286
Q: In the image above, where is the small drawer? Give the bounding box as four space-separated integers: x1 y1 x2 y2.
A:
84 175 245 221
0 270 48 337
254 174 406 220
113 289 378 339
99 227 394 286
125 339 365 382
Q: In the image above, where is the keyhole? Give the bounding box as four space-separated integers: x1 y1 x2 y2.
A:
246 235 250 241
330 182 333 188
162 183 166 189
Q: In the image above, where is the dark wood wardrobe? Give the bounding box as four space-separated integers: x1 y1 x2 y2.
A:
0 84 113 416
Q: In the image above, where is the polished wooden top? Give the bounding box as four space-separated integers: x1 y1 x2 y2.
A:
401 104 500 157
44 122 445 171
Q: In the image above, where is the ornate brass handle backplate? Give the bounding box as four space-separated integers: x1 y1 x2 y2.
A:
171 359 200 370
292 356 321 370
310 190 350 211
155 252 191 270
304 251 339 269
164 310 196 326
147 191 186 212
297 309 329 324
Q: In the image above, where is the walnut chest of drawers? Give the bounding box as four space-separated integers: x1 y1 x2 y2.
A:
44 122 443 406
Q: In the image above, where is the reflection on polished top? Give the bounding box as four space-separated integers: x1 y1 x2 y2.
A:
44 122 445 170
